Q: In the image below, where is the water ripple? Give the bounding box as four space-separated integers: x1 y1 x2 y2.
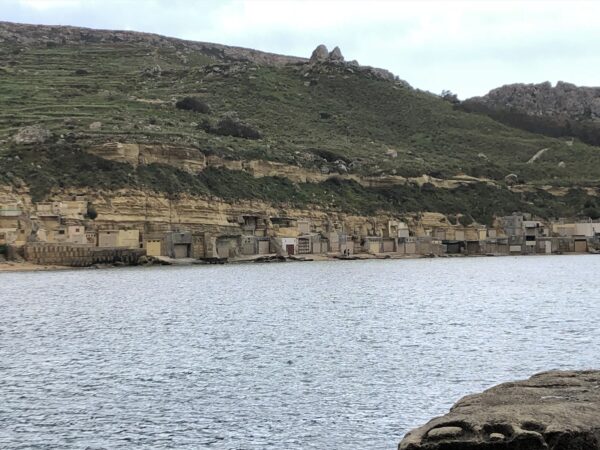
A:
1 255 599 449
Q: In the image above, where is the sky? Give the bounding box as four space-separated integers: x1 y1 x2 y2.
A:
2 0 599 98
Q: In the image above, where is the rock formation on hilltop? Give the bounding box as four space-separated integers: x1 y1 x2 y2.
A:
307 44 400 82
468 81 600 121
461 82 600 146
329 46 344 62
399 370 600 450
309 44 344 63
309 44 330 63
0 20 305 66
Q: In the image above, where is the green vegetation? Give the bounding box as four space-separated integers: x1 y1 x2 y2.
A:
0 30 599 221
2 141 592 223
86 204 98 220
175 96 211 114
458 100 600 147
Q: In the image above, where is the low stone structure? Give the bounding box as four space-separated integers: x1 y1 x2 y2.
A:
22 243 145 267
399 370 600 450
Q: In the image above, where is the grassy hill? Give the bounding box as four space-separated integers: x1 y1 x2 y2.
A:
1 22 599 223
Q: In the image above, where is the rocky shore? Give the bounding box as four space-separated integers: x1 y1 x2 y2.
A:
399 370 600 450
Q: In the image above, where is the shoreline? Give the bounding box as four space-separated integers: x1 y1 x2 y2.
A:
0 251 596 274
0 261 81 273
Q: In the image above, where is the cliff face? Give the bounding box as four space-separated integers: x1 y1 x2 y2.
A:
399 370 600 450
1 182 438 239
469 81 600 121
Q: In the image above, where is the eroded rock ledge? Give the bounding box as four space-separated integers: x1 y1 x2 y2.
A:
399 370 600 450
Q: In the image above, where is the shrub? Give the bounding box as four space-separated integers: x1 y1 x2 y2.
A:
440 90 460 104
86 204 98 220
200 115 262 140
175 97 211 114
213 116 261 139
309 148 349 163
458 214 473 226
582 207 600 220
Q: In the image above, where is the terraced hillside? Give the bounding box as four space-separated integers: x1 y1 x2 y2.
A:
1 21 600 224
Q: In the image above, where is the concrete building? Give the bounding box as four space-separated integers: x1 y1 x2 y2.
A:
98 230 119 247
523 220 546 253
67 225 87 244
98 229 140 249
397 237 417 255
277 237 298 255
166 231 193 258
499 214 525 238
216 235 240 259
36 199 88 220
379 220 410 239
324 231 340 253
338 235 353 255
553 220 600 238
481 238 509 255
0 205 27 245
416 237 443 256
240 215 269 237
363 236 382 254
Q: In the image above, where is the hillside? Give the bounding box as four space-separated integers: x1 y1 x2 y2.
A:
461 81 600 146
1 21 600 225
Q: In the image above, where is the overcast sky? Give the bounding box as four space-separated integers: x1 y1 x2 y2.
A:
3 0 599 98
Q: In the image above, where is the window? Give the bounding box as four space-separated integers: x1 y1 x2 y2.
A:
58 230 65 235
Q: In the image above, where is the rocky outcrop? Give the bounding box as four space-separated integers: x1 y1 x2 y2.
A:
309 44 330 63
309 44 344 64
329 46 344 62
199 113 262 140
305 44 404 84
13 125 52 144
0 21 304 66
399 370 600 450
462 82 600 146
88 142 206 173
468 81 600 121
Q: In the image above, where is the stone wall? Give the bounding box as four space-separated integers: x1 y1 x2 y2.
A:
23 243 145 267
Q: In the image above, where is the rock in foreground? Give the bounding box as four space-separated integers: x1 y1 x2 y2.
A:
399 370 600 450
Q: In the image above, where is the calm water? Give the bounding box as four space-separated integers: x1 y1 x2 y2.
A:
1 255 599 449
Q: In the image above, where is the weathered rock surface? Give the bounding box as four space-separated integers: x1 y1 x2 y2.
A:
399 370 600 450
468 81 600 121
329 46 344 62
0 21 304 66
13 125 52 144
310 44 330 63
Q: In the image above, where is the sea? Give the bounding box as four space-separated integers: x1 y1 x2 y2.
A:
1 255 599 449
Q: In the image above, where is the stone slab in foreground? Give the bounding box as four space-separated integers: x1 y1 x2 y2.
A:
399 370 600 450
